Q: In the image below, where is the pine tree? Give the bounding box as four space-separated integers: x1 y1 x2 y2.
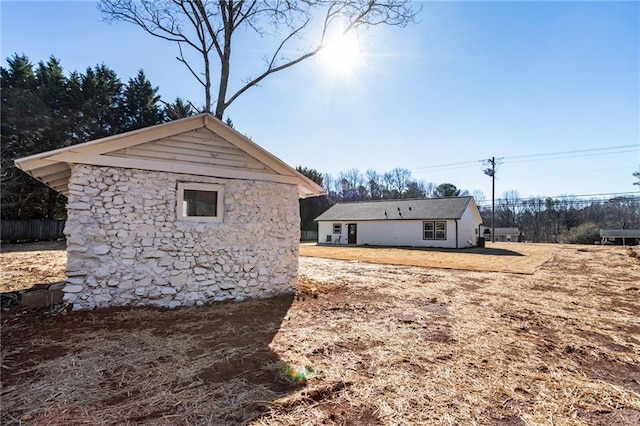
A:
1 55 65 218
121 69 164 131
164 97 194 121
79 64 123 139
1 55 167 219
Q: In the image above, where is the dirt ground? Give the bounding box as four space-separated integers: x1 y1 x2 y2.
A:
1 243 639 425
0 241 66 292
300 242 556 274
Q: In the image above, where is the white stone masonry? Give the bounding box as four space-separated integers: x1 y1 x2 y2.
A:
64 164 300 310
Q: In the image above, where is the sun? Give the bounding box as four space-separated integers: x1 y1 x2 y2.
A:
321 33 364 74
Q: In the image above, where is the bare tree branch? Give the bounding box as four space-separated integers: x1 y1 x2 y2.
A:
98 0 420 118
176 43 205 87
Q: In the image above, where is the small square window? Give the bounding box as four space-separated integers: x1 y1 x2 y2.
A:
177 182 224 222
333 223 342 234
184 189 217 216
434 222 446 240
423 222 434 240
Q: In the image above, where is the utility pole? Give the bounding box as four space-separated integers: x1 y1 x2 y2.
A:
483 157 501 243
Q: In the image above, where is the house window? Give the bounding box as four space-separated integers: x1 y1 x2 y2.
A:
423 222 434 239
177 182 224 222
423 221 447 240
333 223 342 234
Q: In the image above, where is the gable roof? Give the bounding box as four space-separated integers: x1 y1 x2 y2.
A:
600 229 640 238
315 197 478 221
14 113 325 199
483 227 522 235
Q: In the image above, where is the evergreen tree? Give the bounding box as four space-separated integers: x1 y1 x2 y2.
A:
0 55 52 219
434 183 461 197
33 57 76 218
1 54 167 219
78 64 123 139
121 70 164 131
164 97 194 121
296 166 332 231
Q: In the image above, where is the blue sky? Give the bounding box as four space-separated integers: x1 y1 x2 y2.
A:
2 0 639 202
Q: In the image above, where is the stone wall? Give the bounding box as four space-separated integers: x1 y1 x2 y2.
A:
64 164 300 310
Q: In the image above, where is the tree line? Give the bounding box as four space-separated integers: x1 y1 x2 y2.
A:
482 191 639 243
1 54 195 220
296 166 478 231
297 166 640 244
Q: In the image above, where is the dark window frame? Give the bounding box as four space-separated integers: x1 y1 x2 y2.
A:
423 221 447 240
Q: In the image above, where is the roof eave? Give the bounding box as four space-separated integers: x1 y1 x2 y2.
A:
14 113 326 199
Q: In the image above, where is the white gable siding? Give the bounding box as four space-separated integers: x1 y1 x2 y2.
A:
15 114 325 199
458 202 481 246
109 128 278 175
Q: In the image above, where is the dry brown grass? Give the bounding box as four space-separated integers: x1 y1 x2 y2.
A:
0 241 66 292
300 242 557 274
1 243 639 425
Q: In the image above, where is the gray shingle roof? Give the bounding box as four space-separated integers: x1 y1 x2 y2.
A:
315 197 475 221
600 229 640 238
486 227 522 235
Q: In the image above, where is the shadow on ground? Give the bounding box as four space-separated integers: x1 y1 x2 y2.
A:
1 294 299 424
0 240 66 253
357 245 525 257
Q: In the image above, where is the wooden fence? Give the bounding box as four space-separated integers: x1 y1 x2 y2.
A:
1 220 66 243
2 221 318 243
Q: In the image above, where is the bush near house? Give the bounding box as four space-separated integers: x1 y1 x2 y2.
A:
563 222 601 244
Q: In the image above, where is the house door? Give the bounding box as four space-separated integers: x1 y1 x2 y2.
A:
348 223 357 244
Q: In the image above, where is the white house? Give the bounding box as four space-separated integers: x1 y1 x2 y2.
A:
15 113 324 310
315 197 483 249
481 227 524 242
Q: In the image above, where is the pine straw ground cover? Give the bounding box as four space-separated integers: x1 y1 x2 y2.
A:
1 244 639 425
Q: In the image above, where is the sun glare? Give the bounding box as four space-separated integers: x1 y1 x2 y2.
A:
321 33 363 74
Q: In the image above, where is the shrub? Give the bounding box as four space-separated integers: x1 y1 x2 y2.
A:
564 223 600 245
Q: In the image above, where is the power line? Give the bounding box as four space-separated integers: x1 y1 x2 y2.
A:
409 144 638 171
410 160 481 171
505 149 637 165
475 191 640 206
506 166 633 181
503 144 638 160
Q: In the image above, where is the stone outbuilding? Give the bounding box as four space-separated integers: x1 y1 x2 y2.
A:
15 114 324 310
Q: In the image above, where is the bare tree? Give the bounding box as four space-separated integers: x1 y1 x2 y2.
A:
338 168 364 200
99 0 419 119
390 167 412 197
365 168 383 199
423 181 436 198
499 190 521 227
471 189 486 205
